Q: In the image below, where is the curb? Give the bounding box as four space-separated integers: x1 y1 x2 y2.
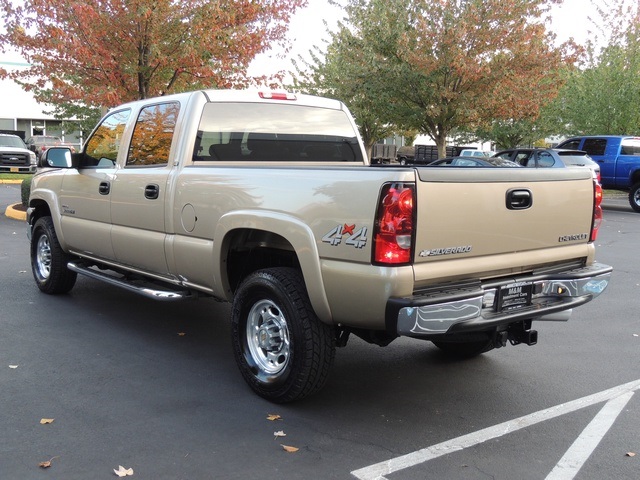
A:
5 203 26 221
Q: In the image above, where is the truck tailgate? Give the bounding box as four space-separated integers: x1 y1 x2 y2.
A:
413 167 595 272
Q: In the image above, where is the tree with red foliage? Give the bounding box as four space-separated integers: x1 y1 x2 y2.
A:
0 0 306 108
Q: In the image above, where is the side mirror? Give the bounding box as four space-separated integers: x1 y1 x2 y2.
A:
42 147 73 168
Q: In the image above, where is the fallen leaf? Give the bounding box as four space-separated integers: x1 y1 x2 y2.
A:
281 444 299 453
40 418 55 425
38 456 59 468
113 465 134 477
9 365 18 369
274 430 286 439
267 414 282 421
627 452 636 457
177 332 186 336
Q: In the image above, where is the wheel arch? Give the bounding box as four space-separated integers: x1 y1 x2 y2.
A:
629 167 640 187
27 194 65 247
214 211 332 323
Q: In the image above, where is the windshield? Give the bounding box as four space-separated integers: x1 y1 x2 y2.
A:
0 136 27 148
557 152 595 167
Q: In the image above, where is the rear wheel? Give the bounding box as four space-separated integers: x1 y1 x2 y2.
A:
30 216 77 294
231 268 335 403
629 183 640 212
432 337 494 358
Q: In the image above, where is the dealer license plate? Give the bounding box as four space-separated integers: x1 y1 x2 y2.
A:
496 282 532 312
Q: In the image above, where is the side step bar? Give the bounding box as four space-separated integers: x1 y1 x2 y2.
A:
67 262 191 301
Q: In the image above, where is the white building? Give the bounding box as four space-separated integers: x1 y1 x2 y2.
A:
0 59 82 149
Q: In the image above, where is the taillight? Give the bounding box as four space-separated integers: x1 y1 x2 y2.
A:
591 180 603 241
373 183 415 265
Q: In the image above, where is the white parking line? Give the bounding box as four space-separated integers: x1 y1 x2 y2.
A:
545 391 635 480
351 379 640 480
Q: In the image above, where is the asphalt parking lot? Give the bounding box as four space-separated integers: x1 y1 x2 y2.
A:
1 182 638 479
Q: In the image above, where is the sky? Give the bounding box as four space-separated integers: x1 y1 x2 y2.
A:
247 0 605 78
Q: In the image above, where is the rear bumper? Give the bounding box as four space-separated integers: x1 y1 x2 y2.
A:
386 262 612 337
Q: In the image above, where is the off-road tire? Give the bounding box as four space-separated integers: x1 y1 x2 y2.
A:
231 267 335 403
30 216 77 294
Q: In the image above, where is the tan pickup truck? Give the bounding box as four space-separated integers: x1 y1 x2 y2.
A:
27 90 612 402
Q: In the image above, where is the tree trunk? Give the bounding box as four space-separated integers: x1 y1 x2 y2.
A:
434 131 448 159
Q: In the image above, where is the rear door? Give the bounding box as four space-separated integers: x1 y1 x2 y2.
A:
579 138 613 184
109 101 181 274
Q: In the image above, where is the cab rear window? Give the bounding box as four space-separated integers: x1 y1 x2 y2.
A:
193 103 363 163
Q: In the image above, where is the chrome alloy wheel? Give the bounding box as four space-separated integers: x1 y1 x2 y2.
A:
35 233 52 280
246 299 291 376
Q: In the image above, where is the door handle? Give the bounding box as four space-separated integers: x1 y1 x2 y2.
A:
506 188 532 210
99 181 110 195
145 184 159 200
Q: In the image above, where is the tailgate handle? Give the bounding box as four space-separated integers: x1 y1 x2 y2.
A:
506 189 532 210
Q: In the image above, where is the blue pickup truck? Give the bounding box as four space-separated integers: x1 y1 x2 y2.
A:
556 135 640 212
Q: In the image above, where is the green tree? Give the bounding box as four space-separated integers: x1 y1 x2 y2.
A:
0 0 306 109
292 25 396 157
297 0 572 158
552 1 640 135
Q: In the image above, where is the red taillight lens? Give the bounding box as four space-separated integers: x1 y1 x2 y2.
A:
373 183 415 265
258 91 297 100
591 180 603 241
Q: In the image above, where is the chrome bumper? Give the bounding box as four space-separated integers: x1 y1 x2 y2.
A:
389 262 612 337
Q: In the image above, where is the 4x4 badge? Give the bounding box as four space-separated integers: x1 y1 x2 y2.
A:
322 224 368 248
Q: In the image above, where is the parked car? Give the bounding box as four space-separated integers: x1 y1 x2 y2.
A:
26 135 76 160
459 149 493 157
428 156 521 167
492 148 600 181
554 136 640 212
0 133 38 173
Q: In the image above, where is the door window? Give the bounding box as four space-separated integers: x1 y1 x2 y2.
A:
84 109 131 167
582 139 607 156
126 102 180 167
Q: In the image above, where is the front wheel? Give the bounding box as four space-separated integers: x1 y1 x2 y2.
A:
30 216 77 294
231 268 336 403
629 183 640 212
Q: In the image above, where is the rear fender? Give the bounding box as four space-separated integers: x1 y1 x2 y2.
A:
214 210 332 323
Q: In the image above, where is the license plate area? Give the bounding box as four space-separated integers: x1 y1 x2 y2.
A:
496 282 532 312
10 167 19 172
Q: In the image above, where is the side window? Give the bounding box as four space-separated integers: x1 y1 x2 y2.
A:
582 139 607 156
515 151 531 166
127 102 180 167
537 151 555 167
620 138 640 155
84 109 131 167
558 139 581 150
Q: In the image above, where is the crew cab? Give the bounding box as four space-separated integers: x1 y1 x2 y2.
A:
556 135 640 212
27 90 612 402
